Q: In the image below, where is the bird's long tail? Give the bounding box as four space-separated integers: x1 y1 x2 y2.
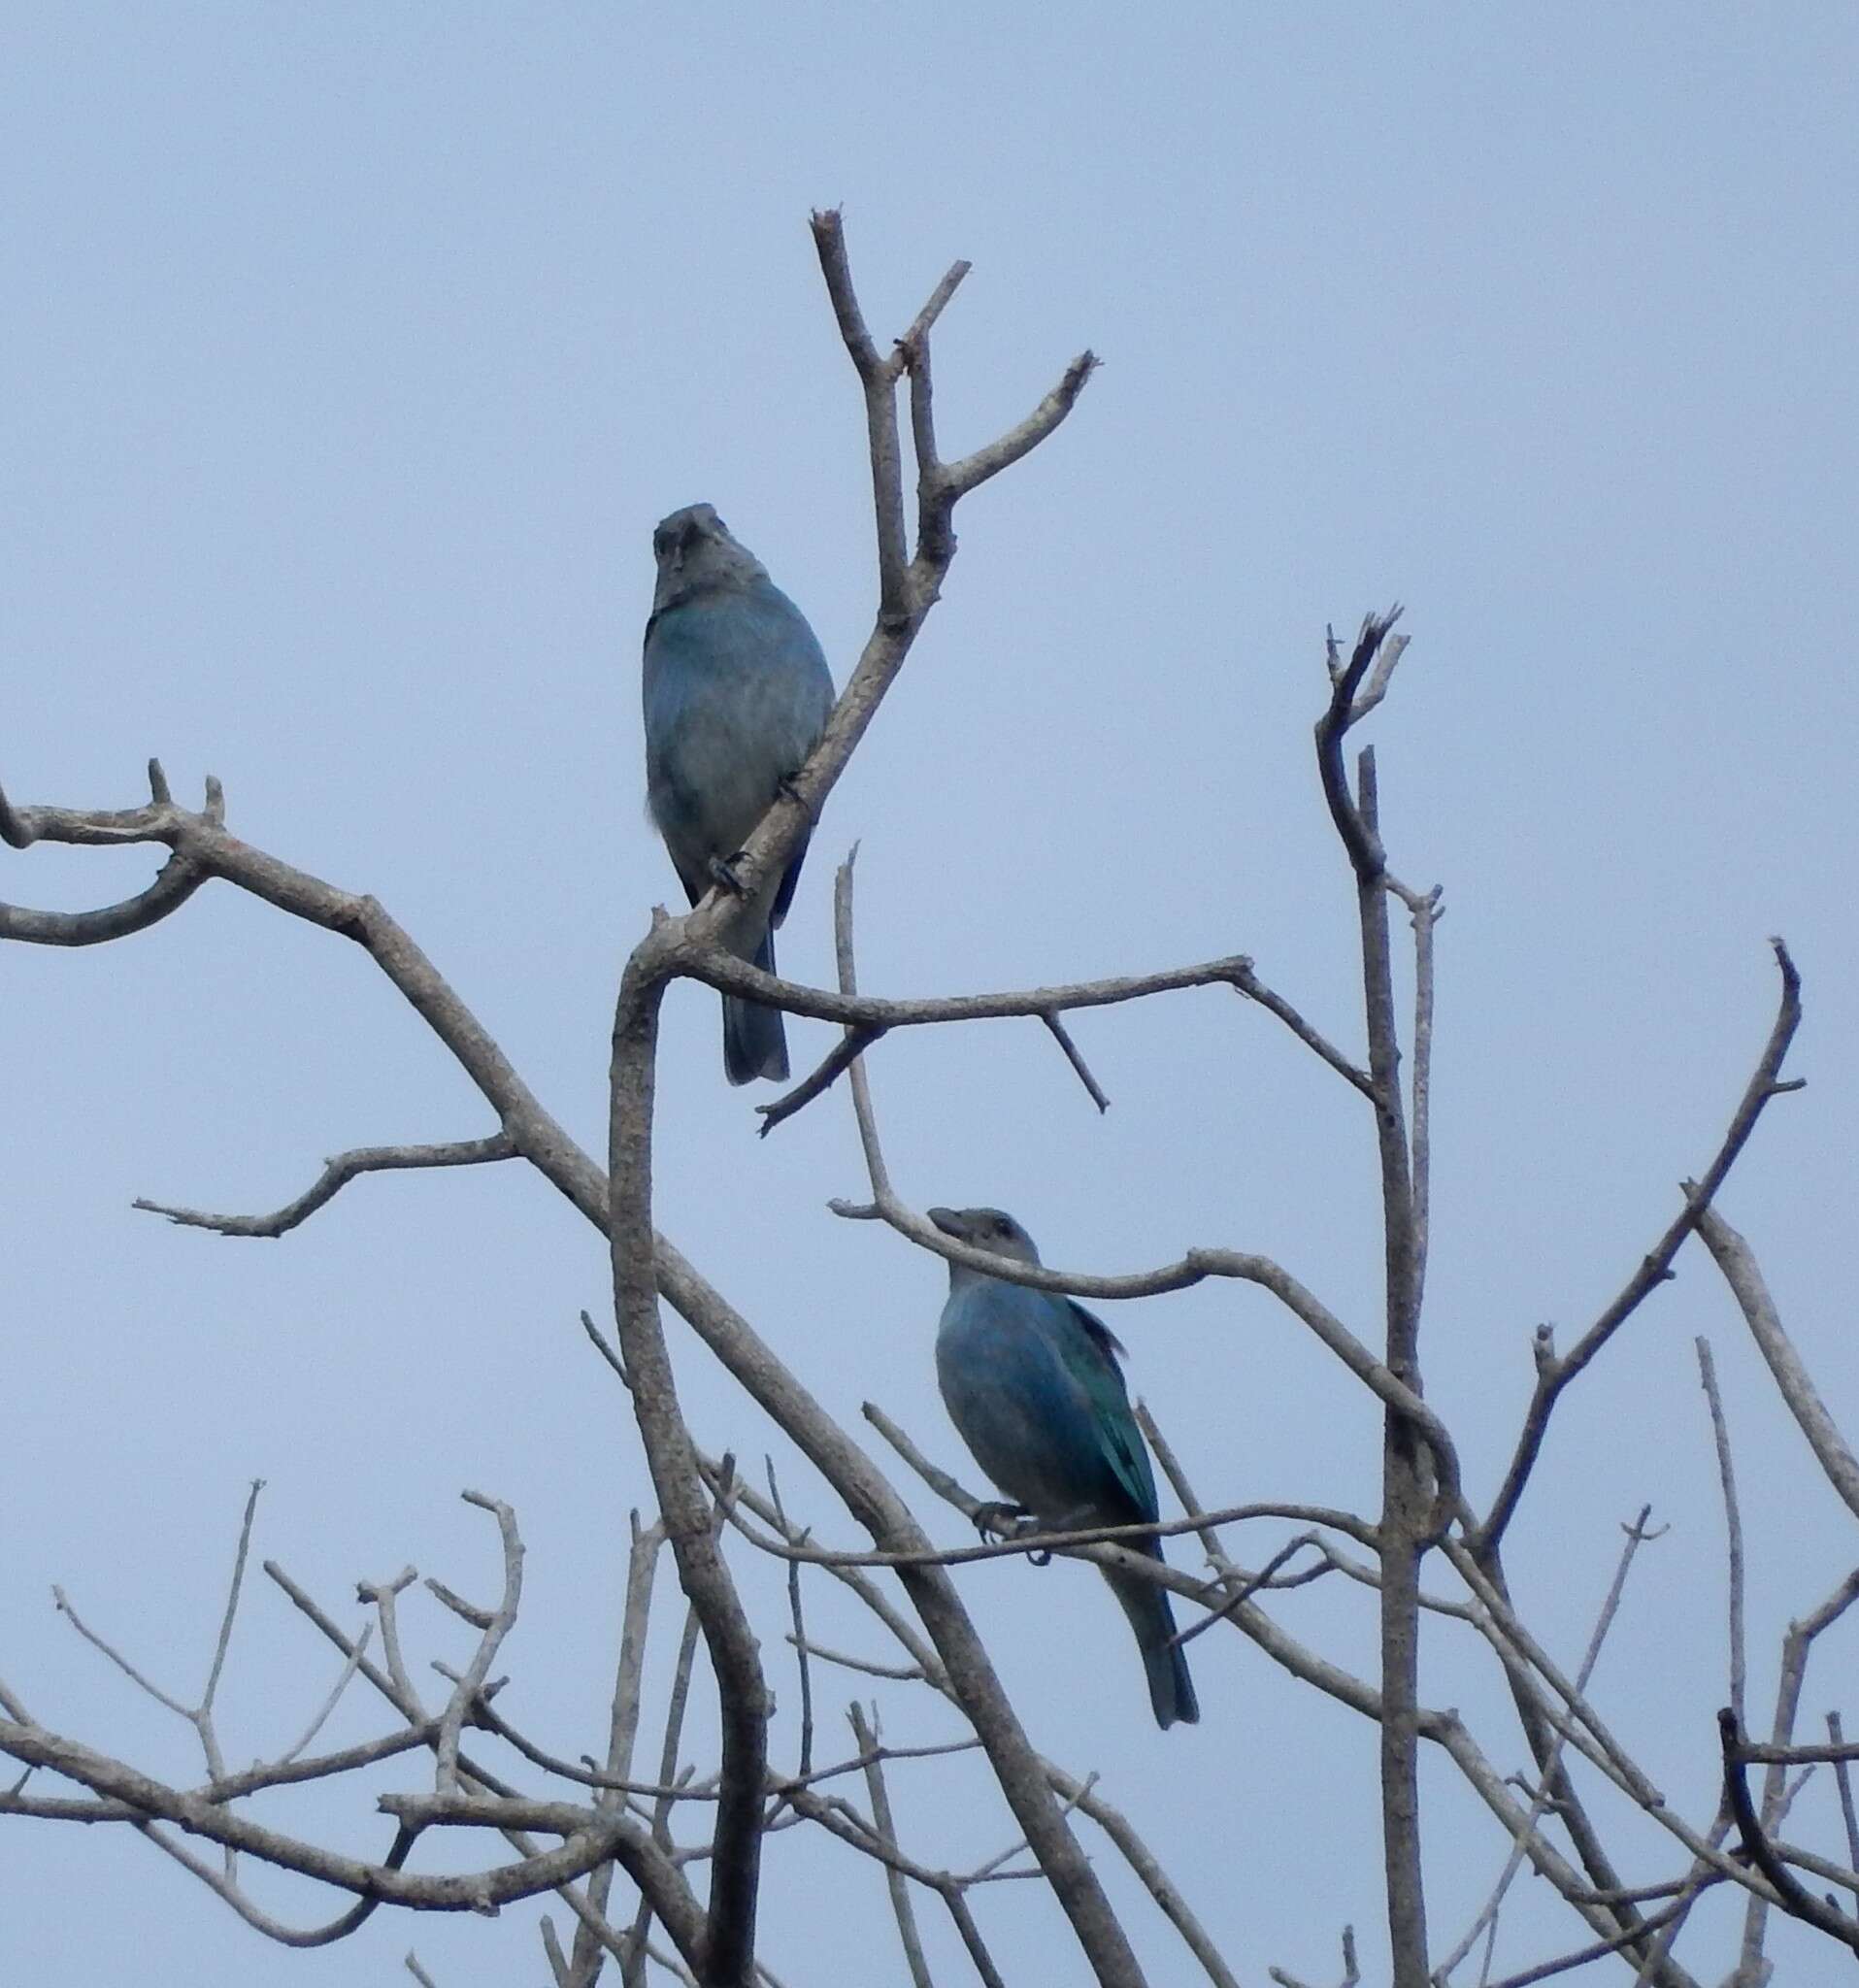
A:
722 922 789 1085
1104 1554 1200 1730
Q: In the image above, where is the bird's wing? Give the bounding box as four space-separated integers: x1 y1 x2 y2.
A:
1057 1300 1159 1523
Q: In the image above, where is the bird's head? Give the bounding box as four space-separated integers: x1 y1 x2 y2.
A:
650 503 766 611
927 1206 1043 1272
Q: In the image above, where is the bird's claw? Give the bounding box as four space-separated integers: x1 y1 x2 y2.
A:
972 1501 1031 1544
707 853 749 897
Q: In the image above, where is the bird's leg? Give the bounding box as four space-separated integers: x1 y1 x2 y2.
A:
776 770 811 810
706 852 749 896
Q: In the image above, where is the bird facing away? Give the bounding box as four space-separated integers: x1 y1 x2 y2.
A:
642 504 835 1083
927 1206 1199 1729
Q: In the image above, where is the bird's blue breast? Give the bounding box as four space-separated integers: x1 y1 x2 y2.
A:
643 580 833 856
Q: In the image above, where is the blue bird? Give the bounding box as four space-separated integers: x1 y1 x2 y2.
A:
928 1206 1199 1729
642 505 835 1083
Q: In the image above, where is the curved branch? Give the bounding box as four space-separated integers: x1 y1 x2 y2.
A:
136 1816 415 1949
1313 610 1404 883
135 1136 516 1237
1721 1708 1859 1954
0 849 207 945
0 759 218 945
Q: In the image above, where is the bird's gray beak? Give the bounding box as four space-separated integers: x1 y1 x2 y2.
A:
926 1207 963 1240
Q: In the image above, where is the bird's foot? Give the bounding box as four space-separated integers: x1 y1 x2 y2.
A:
972 1501 1032 1545
776 772 809 809
707 852 749 897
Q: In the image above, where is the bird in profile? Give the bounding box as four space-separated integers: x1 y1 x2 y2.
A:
642 504 835 1083
927 1205 1200 1729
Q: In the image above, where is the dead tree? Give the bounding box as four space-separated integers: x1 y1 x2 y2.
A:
4 215 1853 1988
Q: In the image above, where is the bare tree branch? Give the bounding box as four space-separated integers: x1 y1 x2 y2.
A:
827 854 1459 1532
848 1704 934 1988
1695 1342 1747 1724
0 758 215 944
1317 679 1433 1988
1830 1713 1859 1880
1721 1708 1859 1956
432 1494 523 1795
1272 1923 1360 1988
1435 1507 1661 1982
1041 1009 1111 1111
709 944 1378 1125
135 1136 515 1237
1731 1565 1859 1972
766 1465 814 1782
1692 1201 1859 1524
610 918 771 1985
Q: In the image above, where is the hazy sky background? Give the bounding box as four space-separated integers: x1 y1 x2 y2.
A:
5 6 1856 1982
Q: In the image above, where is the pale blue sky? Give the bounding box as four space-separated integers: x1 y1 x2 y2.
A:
4 6 1856 1982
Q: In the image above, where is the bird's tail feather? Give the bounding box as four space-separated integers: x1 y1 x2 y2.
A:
1105 1560 1200 1730
722 924 789 1085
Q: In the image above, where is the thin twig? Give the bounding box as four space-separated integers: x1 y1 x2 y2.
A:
135 1135 516 1237
1479 938 1803 1557
1041 1011 1110 1111
51 1588 191 1717
1479 1888 1717 1988
724 944 1375 1122
1169 1535 1322 1654
766 1464 814 1781
1693 1199 1859 1524
565 1510 665 1988
945 1889 1009 1988
787 1639 922 1684
1695 1340 1746 1723
1387 878 1442 1307
1435 1507 1661 1981
276 1624 376 1767
1044 1759 1244 1988
849 1705 933 1988
356 1569 425 1718
1830 1713 1859 1881
1271 1922 1360 1988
